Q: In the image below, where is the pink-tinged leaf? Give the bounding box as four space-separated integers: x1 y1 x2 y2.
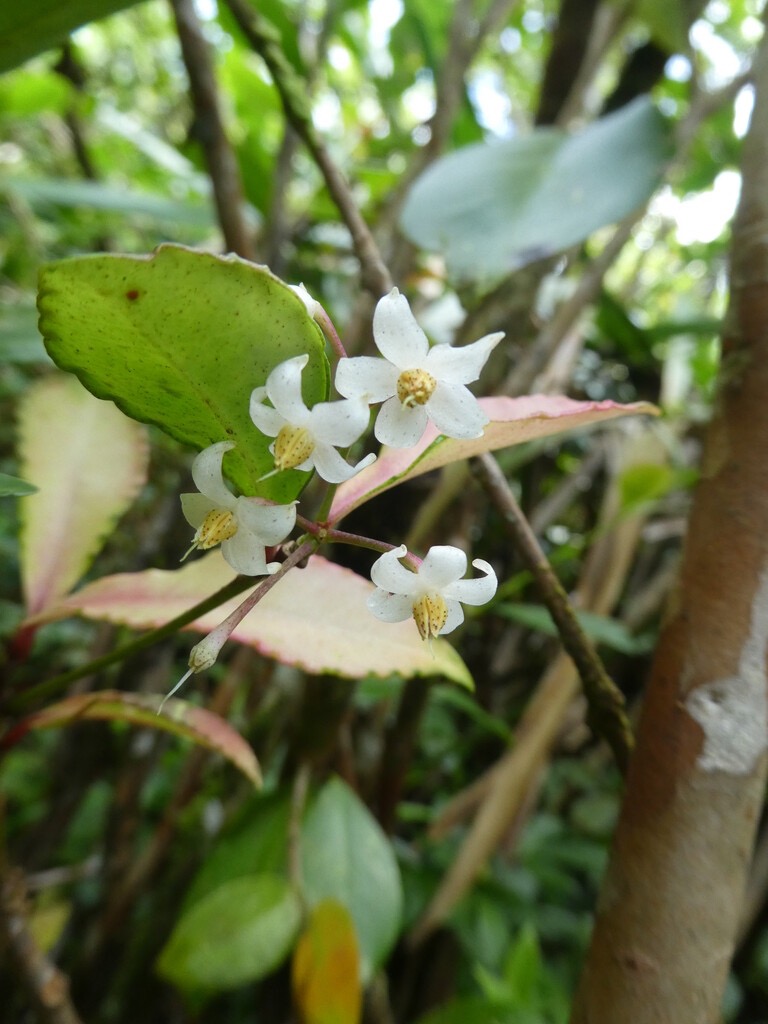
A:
2 690 261 785
31 553 473 688
330 395 658 523
18 374 149 615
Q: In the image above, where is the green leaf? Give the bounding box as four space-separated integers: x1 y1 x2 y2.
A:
0 70 74 116
415 997 517 1024
0 175 214 226
0 473 38 497
0 304 50 364
495 603 654 655
30 551 474 688
37 245 329 503
2 690 261 786
502 923 542 1007
634 0 689 53
432 685 513 743
182 792 292 909
0 0 146 74
400 98 670 279
618 462 679 512
18 374 149 615
301 777 403 981
156 874 301 993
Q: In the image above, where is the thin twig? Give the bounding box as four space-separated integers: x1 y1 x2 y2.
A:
169 0 255 259
223 0 392 295
0 863 84 1024
472 451 633 774
415 436 652 939
264 3 337 270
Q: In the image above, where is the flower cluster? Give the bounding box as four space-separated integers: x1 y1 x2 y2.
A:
179 286 500 656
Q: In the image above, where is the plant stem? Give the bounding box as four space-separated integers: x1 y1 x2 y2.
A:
223 0 392 296
472 451 633 775
7 574 255 711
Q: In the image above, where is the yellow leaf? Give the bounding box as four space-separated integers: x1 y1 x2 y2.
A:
292 900 362 1024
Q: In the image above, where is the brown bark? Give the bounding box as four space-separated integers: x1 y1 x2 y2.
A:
570 26 768 1024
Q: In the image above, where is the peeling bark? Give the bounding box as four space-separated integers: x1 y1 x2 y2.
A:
570 25 768 1024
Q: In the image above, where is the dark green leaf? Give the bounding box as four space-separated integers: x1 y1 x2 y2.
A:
496 603 654 655
182 793 292 909
0 0 146 74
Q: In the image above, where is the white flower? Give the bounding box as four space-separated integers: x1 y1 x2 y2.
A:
335 288 504 448
249 354 375 483
180 442 296 575
367 544 497 640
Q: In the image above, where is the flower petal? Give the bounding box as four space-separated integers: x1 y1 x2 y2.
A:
425 332 504 383
443 558 498 606
372 288 429 367
419 545 468 588
249 388 287 438
311 444 374 484
191 442 237 509
370 545 419 595
290 283 321 318
266 355 310 423
235 497 297 545
335 356 398 403
308 397 370 446
427 381 488 439
367 589 413 623
440 599 465 635
180 492 217 528
221 530 269 576
374 396 428 448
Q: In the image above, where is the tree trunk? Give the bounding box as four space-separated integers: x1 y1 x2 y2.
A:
571 25 768 1024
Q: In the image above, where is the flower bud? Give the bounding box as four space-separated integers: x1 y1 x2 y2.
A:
289 283 322 319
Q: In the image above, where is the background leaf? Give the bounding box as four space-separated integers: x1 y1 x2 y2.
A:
182 793 293 909
18 374 149 615
1 690 261 785
496 604 654 656
301 777 403 981
30 551 474 687
0 0 146 73
38 244 329 503
0 175 215 225
292 899 362 1024
400 98 670 279
0 473 38 497
156 874 301 993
